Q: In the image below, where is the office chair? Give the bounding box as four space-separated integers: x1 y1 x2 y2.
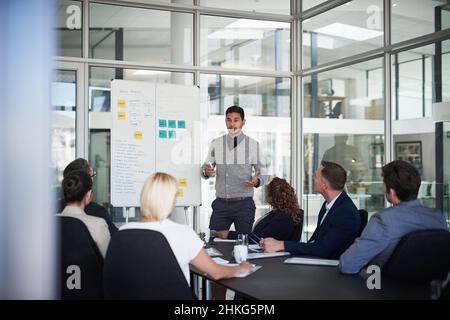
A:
289 209 305 242
58 216 104 300
103 229 195 300
382 229 450 283
357 209 368 237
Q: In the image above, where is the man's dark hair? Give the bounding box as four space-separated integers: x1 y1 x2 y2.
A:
225 106 245 120
382 160 421 202
320 161 347 191
62 171 93 203
63 158 90 178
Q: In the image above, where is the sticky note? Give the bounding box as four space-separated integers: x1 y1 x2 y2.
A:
118 112 126 120
159 130 167 139
118 99 126 108
168 120 176 128
168 130 176 139
179 178 187 187
177 120 186 129
134 131 142 140
178 188 184 197
159 119 167 128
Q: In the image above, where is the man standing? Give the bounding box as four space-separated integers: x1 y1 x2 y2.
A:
339 160 448 274
261 161 360 259
202 106 266 239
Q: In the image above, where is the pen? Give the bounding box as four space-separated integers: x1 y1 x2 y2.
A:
249 233 261 243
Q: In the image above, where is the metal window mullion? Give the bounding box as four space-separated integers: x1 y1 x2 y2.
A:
384 0 392 168
83 0 89 59
302 0 351 20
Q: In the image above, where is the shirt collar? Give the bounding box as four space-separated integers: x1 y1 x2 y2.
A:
227 131 244 140
325 192 342 211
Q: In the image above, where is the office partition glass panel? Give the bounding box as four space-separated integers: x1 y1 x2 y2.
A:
200 15 291 71
199 74 291 233
200 0 290 15
303 58 385 239
302 0 383 68
54 0 82 57
88 66 194 223
51 70 77 193
392 40 450 210
89 3 193 65
391 0 450 44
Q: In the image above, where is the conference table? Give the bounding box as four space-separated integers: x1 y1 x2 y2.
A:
190 242 430 300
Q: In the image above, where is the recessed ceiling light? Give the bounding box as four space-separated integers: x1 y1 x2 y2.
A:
393 3 397 7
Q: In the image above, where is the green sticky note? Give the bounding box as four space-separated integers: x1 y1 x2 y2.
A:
177 120 186 129
159 119 167 128
168 120 176 128
159 130 167 139
168 130 176 139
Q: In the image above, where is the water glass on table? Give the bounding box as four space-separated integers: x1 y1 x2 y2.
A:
234 234 249 263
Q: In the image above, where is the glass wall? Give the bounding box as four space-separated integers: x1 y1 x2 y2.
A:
303 0 383 68
52 0 450 233
90 3 193 65
200 15 290 71
392 40 450 211
391 0 450 43
200 74 291 231
54 0 82 57
303 58 385 237
51 69 77 209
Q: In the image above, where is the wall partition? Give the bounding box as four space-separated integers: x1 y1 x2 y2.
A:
52 0 450 233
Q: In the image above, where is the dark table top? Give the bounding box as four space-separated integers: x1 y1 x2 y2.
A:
191 242 429 300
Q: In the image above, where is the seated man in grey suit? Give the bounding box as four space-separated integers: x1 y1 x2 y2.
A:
261 161 361 259
339 160 448 274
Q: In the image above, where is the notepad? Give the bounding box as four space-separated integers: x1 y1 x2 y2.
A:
212 257 229 265
284 257 339 267
247 252 291 259
248 244 262 252
235 265 262 278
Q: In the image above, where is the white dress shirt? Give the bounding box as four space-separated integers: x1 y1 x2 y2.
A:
319 192 342 226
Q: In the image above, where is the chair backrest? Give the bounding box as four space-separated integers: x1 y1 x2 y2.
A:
103 229 195 300
382 229 450 283
58 216 104 300
358 209 368 237
289 209 304 242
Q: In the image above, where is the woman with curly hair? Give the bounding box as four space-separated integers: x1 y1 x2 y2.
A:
222 177 303 244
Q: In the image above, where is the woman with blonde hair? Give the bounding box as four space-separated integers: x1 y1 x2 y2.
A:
120 172 251 285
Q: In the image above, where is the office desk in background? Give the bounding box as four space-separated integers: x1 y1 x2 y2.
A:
191 243 429 300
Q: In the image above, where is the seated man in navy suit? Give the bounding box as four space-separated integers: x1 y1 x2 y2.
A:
261 161 360 259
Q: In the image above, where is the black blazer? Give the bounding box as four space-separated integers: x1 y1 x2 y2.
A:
229 210 300 244
284 191 360 259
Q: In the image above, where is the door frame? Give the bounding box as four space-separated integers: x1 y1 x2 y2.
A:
53 61 87 158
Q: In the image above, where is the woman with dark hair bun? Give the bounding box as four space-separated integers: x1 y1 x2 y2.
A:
59 171 110 258
222 177 304 244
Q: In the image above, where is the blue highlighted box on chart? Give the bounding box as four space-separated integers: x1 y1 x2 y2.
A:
158 119 186 139
159 130 167 139
159 119 167 128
